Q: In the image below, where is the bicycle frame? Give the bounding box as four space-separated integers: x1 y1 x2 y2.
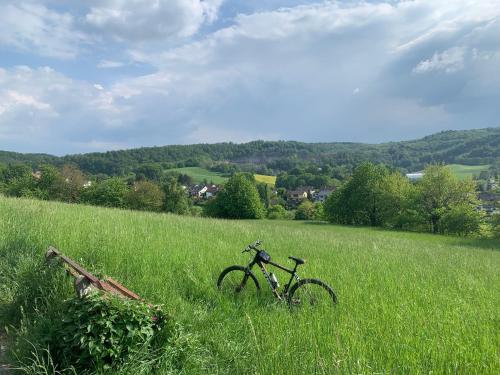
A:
246 251 301 300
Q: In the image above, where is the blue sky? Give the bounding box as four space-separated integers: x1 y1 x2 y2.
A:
0 0 499 155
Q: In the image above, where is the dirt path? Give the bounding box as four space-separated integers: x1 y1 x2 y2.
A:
0 332 11 374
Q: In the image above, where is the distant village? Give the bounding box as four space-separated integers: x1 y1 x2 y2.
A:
25 167 500 215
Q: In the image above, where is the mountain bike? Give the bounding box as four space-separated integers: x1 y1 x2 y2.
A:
217 240 337 307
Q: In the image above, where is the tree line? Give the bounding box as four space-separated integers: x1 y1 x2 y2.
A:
2 128 499 178
324 163 492 237
1 161 498 238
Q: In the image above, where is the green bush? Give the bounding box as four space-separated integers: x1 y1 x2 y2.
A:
205 173 264 219
490 213 500 238
438 204 484 236
51 293 172 371
267 204 288 219
294 200 315 220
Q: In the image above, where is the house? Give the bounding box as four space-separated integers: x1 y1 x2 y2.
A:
487 178 498 191
32 171 42 180
406 172 424 181
287 187 313 201
313 189 333 203
477 192 500 215
189 185 208 198
204 184 220 199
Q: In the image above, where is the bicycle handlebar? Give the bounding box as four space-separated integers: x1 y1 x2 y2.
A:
242 240 263 253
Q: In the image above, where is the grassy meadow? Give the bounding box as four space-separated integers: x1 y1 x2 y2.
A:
164 167 228 184
164 167 276 186
254 174 277 186
447 164 490 180
0 196 499 374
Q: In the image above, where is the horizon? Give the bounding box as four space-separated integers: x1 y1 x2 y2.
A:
2 126 498 158
0 1 499 155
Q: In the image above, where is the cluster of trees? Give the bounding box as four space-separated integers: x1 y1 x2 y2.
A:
324 163 486 236
0 163 193 215
276 165 343 190
2 128 499 178
2 160 499 238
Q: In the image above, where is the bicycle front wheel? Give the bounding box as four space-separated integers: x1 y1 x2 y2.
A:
288 278 337 308
217 265 260 296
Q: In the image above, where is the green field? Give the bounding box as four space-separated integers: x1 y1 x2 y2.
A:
165 167 229 184
254 174 276 186
164 167 276 186
447 164 490 179
1 196 499 373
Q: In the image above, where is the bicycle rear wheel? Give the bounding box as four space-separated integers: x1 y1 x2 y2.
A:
217 265 260 295
288 278 337 308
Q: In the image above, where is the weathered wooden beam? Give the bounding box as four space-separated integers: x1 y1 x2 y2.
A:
46 246 144 302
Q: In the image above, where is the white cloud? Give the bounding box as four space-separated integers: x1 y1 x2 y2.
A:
413 47 466 74
0 2 88 59
85 0 223 42
1 1 500 154
97 60 126 69
0 66 127 153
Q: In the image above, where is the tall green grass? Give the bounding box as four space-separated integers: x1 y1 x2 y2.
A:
1 196 499 374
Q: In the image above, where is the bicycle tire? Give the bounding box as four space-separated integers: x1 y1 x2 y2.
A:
288 278 337 307
217 265 260 295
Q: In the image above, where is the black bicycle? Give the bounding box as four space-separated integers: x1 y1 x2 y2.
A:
217 240 337 307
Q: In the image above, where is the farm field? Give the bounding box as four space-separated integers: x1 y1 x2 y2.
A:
254 174 277 186
164 167 229 184
447 164 490 179
0 196 499 374
164 167 276 186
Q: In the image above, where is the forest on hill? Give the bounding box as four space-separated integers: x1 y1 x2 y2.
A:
1 127 499 177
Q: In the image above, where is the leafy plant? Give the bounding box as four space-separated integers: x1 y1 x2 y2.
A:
51 294 172 371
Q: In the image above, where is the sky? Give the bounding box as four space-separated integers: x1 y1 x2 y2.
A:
0 0 499 155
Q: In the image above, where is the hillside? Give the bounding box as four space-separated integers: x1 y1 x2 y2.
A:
1 196 499 373
1 127 500 175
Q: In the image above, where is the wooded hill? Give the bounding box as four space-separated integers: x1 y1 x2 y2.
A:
1 127 499 176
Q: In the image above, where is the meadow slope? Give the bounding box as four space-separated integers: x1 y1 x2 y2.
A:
0 196 499 374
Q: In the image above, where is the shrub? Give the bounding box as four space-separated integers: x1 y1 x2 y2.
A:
438 204 483 236
81 178 129 208
489 213 500 238
294 200 315 220
126 180 165 211
205 174 264 219
267 204 288 219
50 293 171 371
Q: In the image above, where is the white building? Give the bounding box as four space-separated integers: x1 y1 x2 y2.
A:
406 172 424 181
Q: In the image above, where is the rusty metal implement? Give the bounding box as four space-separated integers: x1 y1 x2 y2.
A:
46 246 143 301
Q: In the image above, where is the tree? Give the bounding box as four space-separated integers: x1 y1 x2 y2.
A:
163 177 190 214
295 200 316 220
126 181 165 211
324 162 388 226
81 178 129 208
0 163 36 197
491 213 500 239
377 172 417 228
416 165 478 233
177 173 193 186
53 165 86 202
439 203 483 236
205 173 265 219
134 164 162 182
36 164 61 200
256 182 272 208
267 204 288 220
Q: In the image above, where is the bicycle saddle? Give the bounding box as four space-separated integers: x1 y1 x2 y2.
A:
288 256 305 265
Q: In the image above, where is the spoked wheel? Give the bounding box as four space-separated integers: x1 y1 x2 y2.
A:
288 278 337 308
217 265 260 296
